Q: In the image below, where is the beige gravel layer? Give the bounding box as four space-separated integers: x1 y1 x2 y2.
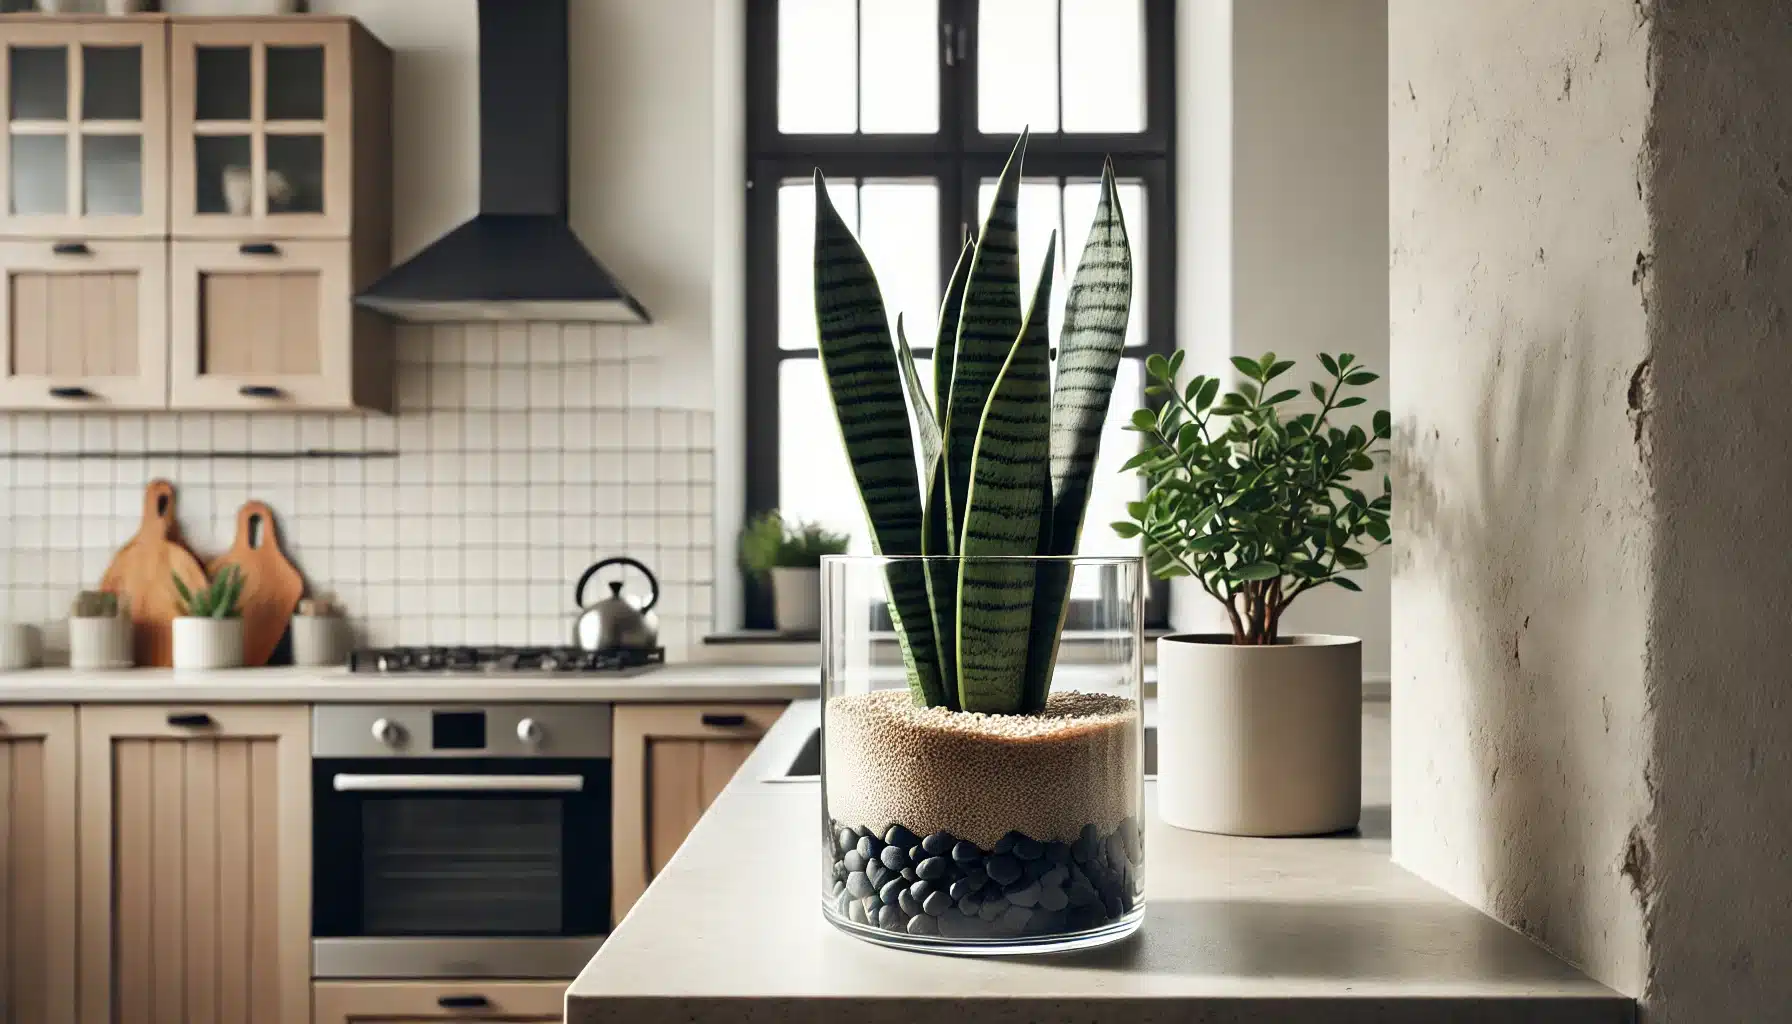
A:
823 688 1141 847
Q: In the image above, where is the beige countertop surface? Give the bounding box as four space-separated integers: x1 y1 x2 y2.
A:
567 699 1631 1024
0 663 818 703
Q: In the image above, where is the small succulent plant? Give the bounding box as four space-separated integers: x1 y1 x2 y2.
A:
71 590 120 619
173 566 244 619
297 597 339 617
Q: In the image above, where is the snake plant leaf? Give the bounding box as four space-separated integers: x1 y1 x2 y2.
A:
811 172 947 707
956 240 1055 713
895 316 941 472
1022 160 1134 707
933 236 975 421
920 455 960 709
945 130 1028 553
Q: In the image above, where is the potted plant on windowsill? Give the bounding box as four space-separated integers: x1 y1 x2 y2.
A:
812 132 1145 954
1115 350 1391 836
170 566 245 671
740 511 849 635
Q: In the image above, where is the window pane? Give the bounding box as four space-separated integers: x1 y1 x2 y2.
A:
10 47 67 122
778 177 859 350
1061 0 1145 132
780 358 876 553
83 133 141 215
978 0 1058 133
860 0 938 133
1063 180 1147 347
265 46 325 121
858 181 939 352
779 0 856 133
10 133 65 215
1072 358 1144 595
82 46 141 121
194 46 252 122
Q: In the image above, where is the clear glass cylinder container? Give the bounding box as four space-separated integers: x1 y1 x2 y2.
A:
820 555 1144 954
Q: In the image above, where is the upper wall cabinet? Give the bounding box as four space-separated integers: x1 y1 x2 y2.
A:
0 17 169 239
170 18 388 242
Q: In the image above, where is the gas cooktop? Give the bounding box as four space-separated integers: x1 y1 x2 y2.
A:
348 645 666 675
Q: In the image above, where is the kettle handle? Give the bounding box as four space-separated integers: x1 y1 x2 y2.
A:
575 556 660 612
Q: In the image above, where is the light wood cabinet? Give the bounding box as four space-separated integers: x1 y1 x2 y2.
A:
313 981 565 1024
0 14 394 414
0 238 167 409
78 705 311 1024
0 705 78 1024
0 16 169 239
611 703 783 924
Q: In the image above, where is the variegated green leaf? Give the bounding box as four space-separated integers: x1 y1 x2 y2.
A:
812 172 946 707
894 316 940 472
956 241 1054 713
945 130 1027 553
920 456 959 709
1023 160 1134 706
933 236 975 421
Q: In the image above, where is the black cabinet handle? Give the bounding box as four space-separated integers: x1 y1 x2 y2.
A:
51 241 91 255
702 713 747 728
239 385 283 398
238 242 280 255
166 712 213 728
436 995 490 1009
48 386 93 399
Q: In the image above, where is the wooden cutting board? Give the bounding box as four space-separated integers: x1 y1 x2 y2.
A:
100 480 209 668
207 500 304 668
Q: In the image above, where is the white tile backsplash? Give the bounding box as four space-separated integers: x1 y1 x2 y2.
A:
0 322 715 659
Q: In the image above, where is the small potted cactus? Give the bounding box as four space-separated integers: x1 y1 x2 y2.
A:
812 132 1144 954
171 567 245 670
740 511 849 634
290 596 346 667
69 590 132 670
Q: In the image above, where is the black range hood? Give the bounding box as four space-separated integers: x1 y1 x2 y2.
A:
356 0 649 324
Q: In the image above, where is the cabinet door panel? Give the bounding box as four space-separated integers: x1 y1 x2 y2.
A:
0 238 166 410
611 704 784 923
79 706 310 1024
170 238 353 409
0 706 77 1024
312 981 565 1024
0 19 168 239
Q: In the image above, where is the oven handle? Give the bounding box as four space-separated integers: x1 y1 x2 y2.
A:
331 774 585 793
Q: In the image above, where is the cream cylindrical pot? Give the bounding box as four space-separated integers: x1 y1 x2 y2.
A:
68 616 132 670
0 624 39 671
290 615 345 667
1156 633 1361 836
770 566 821 634
172 618 244 671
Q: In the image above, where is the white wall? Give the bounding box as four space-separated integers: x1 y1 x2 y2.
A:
1176 0 1390 677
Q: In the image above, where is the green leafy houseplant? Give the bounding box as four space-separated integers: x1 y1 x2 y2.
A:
813 132 1133 714
1113 351 1391 645
740 511 850 575
172 565 244 619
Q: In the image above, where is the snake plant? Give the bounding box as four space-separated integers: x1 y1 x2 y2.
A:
813 132 1133 713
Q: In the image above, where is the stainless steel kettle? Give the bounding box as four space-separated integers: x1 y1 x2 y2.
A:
573 556 661 652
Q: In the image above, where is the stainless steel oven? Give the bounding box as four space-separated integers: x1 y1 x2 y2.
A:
311 704 611 979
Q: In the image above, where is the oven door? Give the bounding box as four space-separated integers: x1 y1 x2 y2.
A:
312 757 611 979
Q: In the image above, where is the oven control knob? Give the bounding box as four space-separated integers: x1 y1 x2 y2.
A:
516 718 543 746
371 717 403 747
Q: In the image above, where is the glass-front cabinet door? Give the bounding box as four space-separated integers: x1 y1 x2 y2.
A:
0 19 168 239
170 20 351 238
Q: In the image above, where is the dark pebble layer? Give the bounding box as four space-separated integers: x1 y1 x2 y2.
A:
824 818 1142 941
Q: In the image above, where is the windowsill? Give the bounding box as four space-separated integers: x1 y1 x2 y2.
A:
695 628 1171 667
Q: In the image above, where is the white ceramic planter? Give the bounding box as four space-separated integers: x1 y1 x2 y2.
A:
290 615 345 667
0 624 40 671
172 617 244 671
68 616 132 670
770 566 821 634
1156 633 1362 836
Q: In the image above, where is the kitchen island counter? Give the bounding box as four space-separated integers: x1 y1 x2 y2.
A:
567 699 1632 1024
0 663 818 703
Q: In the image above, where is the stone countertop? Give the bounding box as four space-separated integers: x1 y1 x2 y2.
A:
0 663 819 703
567 700 1632 1024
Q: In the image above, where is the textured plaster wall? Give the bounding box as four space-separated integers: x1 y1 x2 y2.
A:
1389 0 1656 999
1645 1 1792 1018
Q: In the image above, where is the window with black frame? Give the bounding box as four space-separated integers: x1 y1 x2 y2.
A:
744 0 1175 629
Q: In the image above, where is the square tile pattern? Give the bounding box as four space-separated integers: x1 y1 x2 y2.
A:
0 323 717 660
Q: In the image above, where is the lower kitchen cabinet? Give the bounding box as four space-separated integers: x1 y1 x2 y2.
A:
611 703 784 923
78 705 311 1024
0 706 79 1024
313 981 566 1023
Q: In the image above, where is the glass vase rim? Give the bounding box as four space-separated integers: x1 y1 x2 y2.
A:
820 554 1144 566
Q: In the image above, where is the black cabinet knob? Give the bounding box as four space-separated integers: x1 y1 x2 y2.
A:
166 712 214 728
51 241 91 255
436 995 491 1009
48 386 93 399
239 385 283 398
238 242 280 255
702 713 748 728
